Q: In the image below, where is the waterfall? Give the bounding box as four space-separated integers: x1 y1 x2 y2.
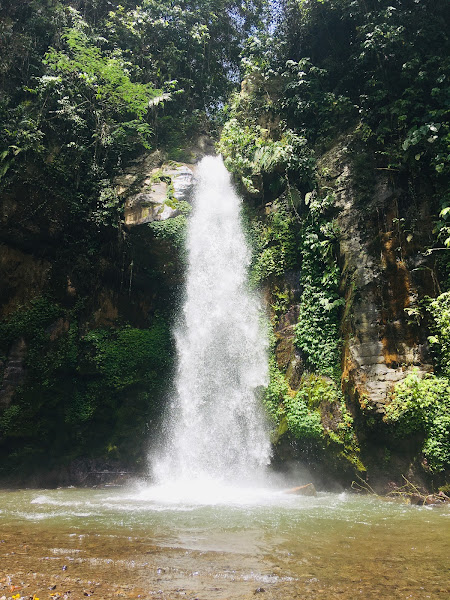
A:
153 156 271 486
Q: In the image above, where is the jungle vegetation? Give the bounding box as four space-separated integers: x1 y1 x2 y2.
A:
0 0 449 484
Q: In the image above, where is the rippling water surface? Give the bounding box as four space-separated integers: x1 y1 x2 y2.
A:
0 485 449 599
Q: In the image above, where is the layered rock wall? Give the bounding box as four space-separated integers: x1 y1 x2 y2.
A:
317 139 436 413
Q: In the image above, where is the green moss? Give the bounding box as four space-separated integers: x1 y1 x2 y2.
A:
264 357 363 470
272 416 289 444
263 356 290 419
0 301 174 476
284 392 324 441
0 297 61 353
294 374 341 410
83 321 171 390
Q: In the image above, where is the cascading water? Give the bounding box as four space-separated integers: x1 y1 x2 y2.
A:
152 155 271 489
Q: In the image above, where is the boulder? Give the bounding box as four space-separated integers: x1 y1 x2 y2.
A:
122 163 195 227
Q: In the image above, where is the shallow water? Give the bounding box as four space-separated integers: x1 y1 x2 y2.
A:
0 485 449 599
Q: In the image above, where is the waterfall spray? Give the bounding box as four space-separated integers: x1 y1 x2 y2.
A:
153 156 271 486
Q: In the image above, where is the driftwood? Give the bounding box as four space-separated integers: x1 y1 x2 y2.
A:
351 474 377 496
386 476 449 506
351 474 449 506
284 483 317 496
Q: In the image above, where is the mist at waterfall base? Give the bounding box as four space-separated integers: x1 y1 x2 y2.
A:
146 155 278 505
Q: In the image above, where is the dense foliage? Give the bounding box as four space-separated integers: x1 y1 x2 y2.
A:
1 0 450 483
385 372 450 473
0 298 173 476
428 292 450 376
264 357 362 470
278 0 450 176
294 196 343 378
218 0 450 480
221 0 450 242
0 0 267 230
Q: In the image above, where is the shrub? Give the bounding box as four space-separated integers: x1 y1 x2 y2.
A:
384 372 450 473
428 291 450 376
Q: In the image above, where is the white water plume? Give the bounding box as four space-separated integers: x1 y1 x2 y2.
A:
152 156 271 487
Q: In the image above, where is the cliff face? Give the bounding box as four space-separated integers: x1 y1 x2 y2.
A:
256 132 449 490
0 136 447 489
320 138 437 410
0 148 199 484
0 151 197 324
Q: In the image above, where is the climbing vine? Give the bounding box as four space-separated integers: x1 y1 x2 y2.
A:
295 196 343 379
246 200 298 286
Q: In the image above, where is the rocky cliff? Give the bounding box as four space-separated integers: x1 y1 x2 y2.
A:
0 134 448 490
0 144 202 484
321 137 437 409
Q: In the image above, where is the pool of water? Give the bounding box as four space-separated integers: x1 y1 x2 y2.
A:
0 484 449 599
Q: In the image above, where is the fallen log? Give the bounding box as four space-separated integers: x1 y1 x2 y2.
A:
283 483 317 496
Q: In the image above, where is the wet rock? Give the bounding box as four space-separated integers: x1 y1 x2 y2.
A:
46 318 70 341
117 151 196 227
0 337 27 408
122 164 195 226
318 135 436 412
124 188 173 226
164 165 195 203
254 587 266 593
272 294 303 389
